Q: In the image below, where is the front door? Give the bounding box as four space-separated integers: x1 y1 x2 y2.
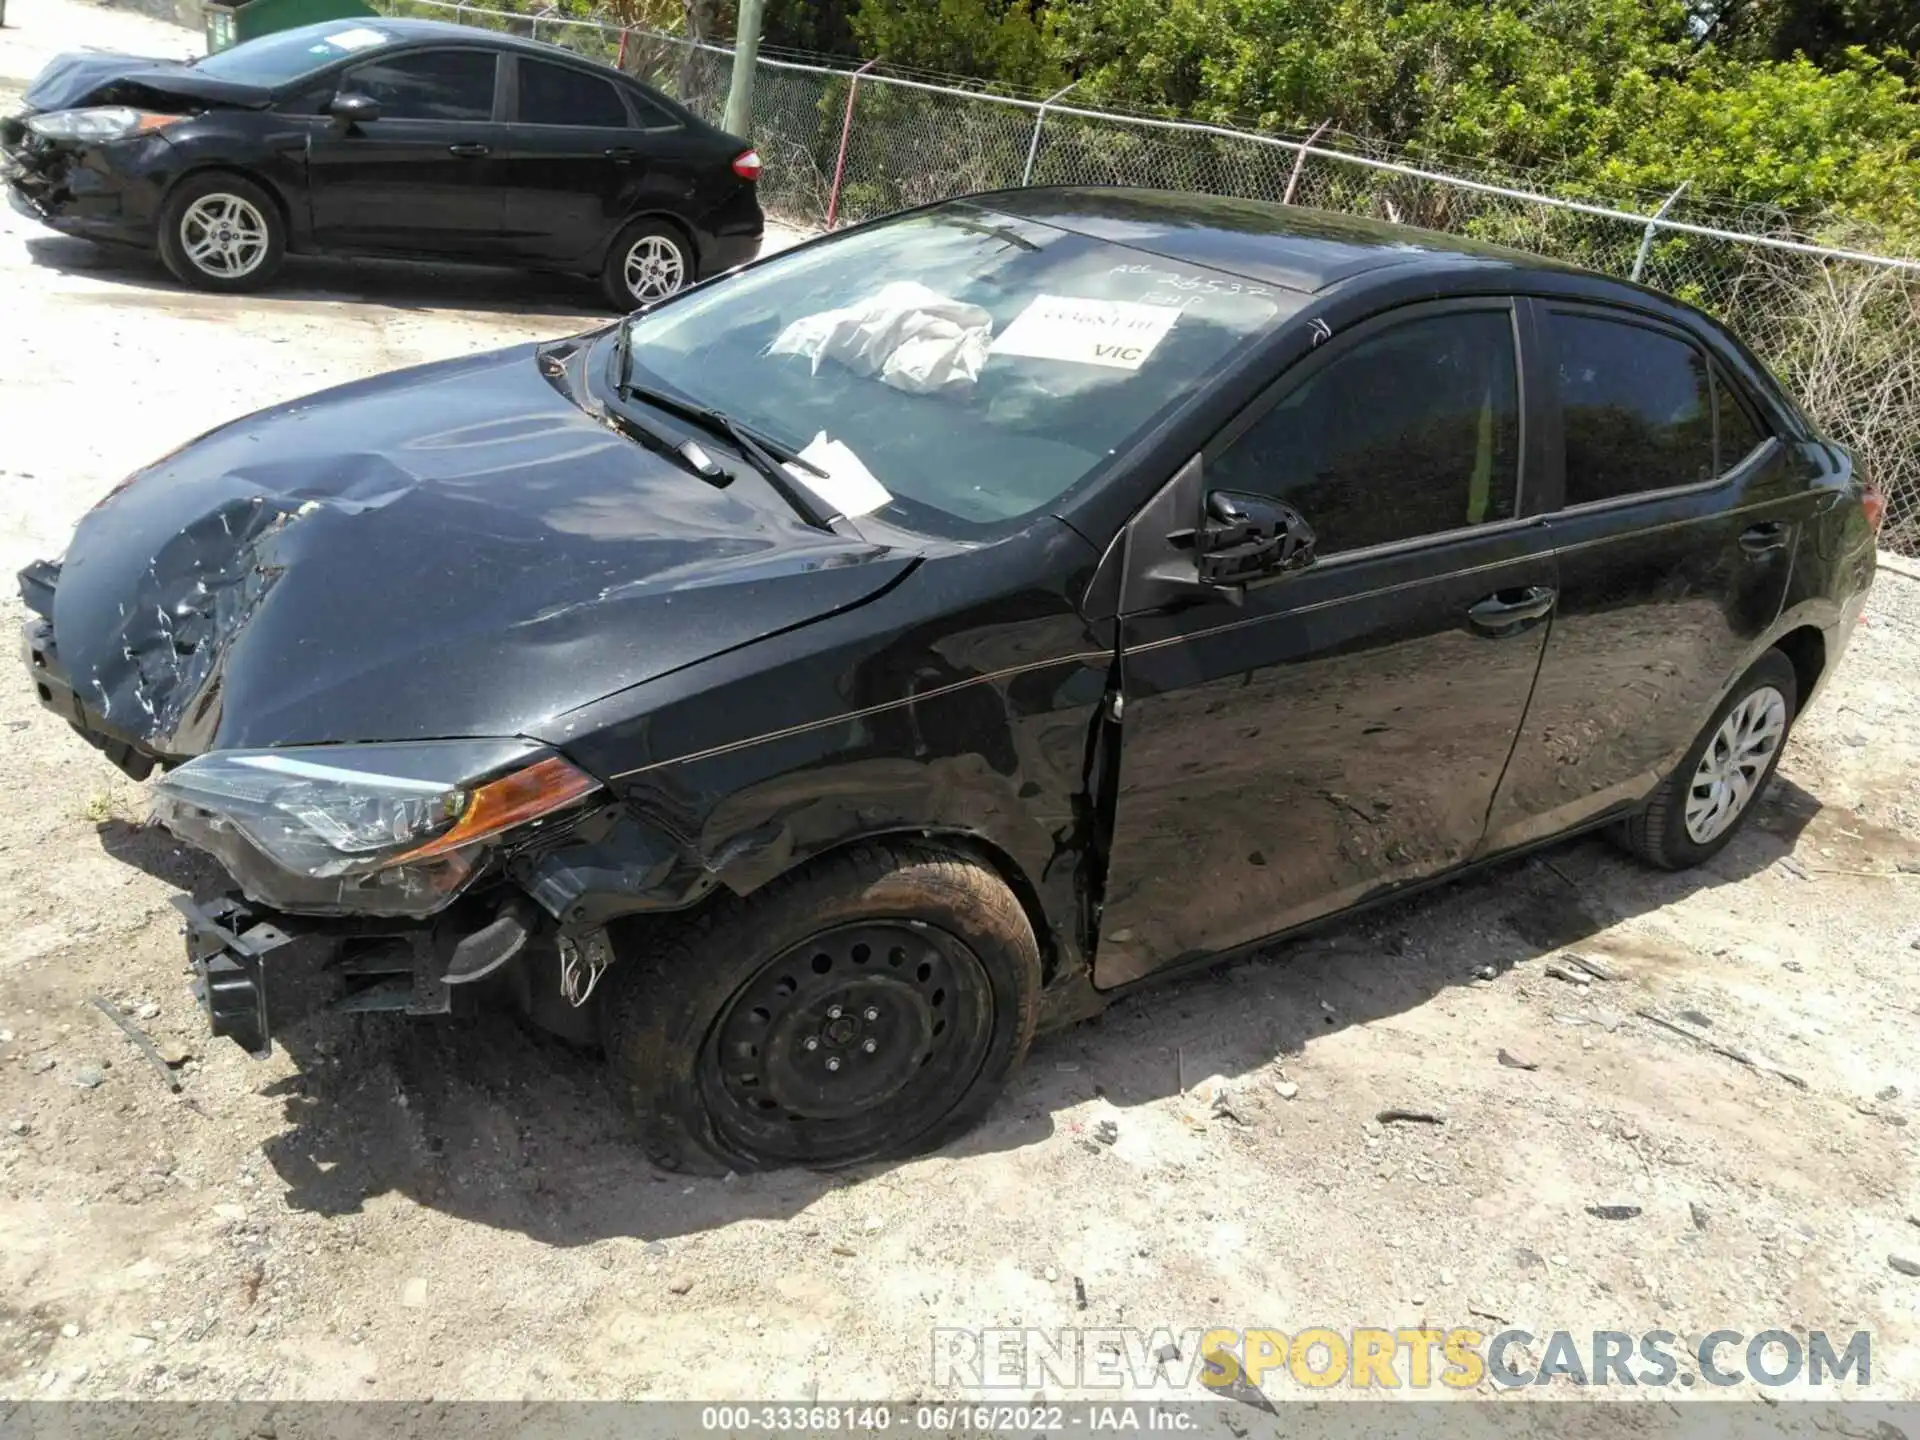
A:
1095 302 1557 988
307 47 506 255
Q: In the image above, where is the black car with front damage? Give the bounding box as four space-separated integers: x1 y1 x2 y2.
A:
20 189 1880 1172
1 19 762 307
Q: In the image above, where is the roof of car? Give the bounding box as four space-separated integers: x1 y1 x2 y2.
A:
985 187 1580 294
339 17 630 66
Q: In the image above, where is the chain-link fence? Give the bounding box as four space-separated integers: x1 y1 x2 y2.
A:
380 0 1920 556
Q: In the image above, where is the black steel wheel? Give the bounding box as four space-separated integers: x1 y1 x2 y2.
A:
602 841 1041 1173
704 921 994 1166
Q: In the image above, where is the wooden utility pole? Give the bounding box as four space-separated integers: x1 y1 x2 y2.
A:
723 0 764 137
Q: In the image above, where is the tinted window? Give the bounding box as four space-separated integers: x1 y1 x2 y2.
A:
346 50 496 121
1207 311 1520 555
1552 313 1713 504
626 84 678 126
1715 369 1769 470
518 57 630 128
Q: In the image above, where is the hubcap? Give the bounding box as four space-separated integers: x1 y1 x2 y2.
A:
1685 685 1787 843
180 193 270 279
623 234 686 304
702 921 993 1165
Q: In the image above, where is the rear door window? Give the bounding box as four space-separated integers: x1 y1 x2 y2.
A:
516 57 631 128
1550 311 1715 505
345 49 498 122
1207 308 1522 555
1714 369 1770 471
625 84 680 127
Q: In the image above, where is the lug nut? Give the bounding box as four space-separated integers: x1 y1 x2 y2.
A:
826 1057 841 1072
804 1037 819 1051
863 1007 879 1021
827 1005 843 1020
862 1039 877 1053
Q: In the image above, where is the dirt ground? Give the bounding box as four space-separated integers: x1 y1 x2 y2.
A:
5 0 1920 1414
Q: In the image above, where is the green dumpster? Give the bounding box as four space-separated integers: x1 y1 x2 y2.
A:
204 0 380 53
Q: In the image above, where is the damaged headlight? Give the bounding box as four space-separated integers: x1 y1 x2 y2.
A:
151 740 602 917
25 108 184 143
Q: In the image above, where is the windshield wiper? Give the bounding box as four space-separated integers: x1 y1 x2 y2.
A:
611 333 852 535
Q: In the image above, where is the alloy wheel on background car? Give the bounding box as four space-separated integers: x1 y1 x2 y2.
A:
623 234 687 304
178 193 272 280
1684 685 1788 842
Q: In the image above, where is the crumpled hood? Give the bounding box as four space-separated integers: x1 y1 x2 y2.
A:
49 343 911 755
23 52 272 113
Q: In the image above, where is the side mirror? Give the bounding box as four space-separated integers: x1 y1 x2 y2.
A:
1191 489 1316 585
328 91 382 126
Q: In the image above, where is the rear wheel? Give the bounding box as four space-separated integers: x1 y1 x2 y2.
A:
156 172 285 293
602 841 1041 1172
1620 649 1797 869
600 218 694 311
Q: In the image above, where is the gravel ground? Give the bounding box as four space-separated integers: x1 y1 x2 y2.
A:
5 0 1920 1415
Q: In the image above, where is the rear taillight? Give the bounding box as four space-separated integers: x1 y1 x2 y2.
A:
1862 475 1886 533
731 148 762 181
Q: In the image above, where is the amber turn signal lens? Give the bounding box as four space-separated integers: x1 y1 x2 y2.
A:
388 755 599 865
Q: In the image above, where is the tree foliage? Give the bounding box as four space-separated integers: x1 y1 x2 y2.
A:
750 0 1920 240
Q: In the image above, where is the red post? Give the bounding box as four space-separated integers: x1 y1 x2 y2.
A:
825 59 878 231
616 28 629 70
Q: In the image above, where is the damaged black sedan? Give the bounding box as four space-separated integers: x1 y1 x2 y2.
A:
1 20 762 306
20 189 1879 1172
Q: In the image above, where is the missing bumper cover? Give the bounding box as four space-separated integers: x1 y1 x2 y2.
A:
174 894 284 1059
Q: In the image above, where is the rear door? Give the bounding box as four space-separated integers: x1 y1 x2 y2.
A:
1480 301 1808 853
1094 300 1559 988
497 55 683 264
306 46 506 255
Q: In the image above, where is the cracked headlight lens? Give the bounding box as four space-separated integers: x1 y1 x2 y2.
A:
151 740 601 916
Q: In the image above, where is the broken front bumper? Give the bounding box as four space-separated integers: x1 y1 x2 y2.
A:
176 895 283 1058
175 893 475 1058
21 560 167 780
1 118 169 246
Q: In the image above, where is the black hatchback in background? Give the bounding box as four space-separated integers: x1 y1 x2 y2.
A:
0 19 764 307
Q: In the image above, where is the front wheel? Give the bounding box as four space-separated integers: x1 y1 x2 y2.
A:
602 841 1041 1172
156 172 285 293
600 218 694 311
1620 649 1798 869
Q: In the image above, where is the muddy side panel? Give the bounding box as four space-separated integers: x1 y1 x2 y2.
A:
524 521 1111 987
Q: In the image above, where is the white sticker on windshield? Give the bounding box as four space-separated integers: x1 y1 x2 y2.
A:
990 294 1181 370
325 26 389 50
788 434 890 518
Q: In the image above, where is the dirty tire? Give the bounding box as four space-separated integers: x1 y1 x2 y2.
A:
600 217 694 311
156 171 286 293
601 841 1041 1173
1620 648 1798 870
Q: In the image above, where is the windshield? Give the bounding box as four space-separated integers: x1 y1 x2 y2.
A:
194 22 395 86
609 205 1297 538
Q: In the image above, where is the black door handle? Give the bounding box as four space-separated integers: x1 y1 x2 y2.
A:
1468 585 1557 635
1740 521 1789 555
604 146 638 161
447 142 490 158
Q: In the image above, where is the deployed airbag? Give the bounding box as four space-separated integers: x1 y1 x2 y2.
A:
768 281 992 395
